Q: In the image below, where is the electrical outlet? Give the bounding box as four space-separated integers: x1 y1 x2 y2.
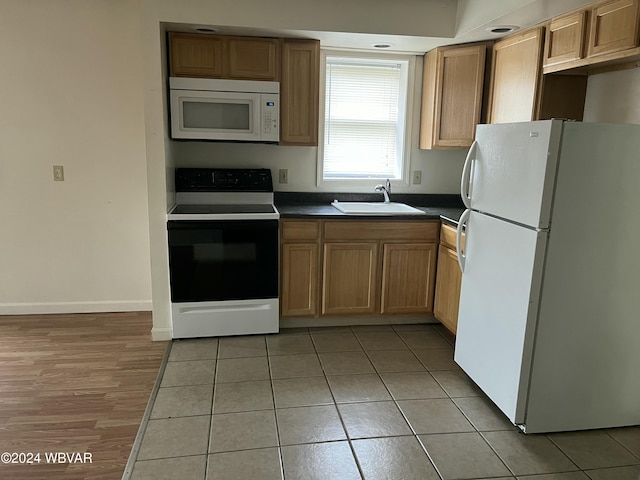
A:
412 170 422 185
279 169 288 184
53 165 64 181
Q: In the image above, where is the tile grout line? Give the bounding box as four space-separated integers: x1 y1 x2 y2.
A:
601 429 640 464
309 330 366 480
203 338 221 480
121 339 173 480
362 331 445 480
351 326 446 480
265 335 287 480
419 327 518 479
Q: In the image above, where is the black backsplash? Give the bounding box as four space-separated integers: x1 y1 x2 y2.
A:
274 192 464 208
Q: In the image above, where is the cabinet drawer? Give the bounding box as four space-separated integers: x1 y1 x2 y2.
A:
281 220 320 241
440 223 465 250
324 221 439 242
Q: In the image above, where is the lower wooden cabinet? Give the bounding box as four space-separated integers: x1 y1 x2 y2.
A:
322 242 378 315
433 223 463 334
381 243 438 314
280 220 321 317
434 245 462 334
280 219 439 319
281 243 318 316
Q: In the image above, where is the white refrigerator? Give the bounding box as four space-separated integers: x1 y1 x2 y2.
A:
454 119 640 434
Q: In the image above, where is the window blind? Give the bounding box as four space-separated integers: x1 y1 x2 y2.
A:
323 59 404 179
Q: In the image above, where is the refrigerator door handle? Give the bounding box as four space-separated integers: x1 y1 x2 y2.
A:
457 208 471 272
461 140 477 209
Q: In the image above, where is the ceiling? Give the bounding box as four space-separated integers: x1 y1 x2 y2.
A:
164 0 596 54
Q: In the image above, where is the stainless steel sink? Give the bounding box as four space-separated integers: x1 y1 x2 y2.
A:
331 200 426 215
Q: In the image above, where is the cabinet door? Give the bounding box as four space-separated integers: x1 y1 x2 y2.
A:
381 243 437 314
434 245 462 334
322 242 378 315
420 44 487 149
169 33 224 78
280 40 320 146
543 11 587 67
281 243 318 317
226 37 280 80
587 0 640 57
488 27 544 124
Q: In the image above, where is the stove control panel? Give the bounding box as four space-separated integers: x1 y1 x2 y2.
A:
175 168 273 192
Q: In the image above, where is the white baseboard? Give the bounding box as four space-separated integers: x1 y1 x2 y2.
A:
0 300 152 316
151 327 172 341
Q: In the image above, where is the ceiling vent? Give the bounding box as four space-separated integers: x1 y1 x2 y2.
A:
486 25 519 34
194 27 218 34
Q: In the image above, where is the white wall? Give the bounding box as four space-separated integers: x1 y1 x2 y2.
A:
583 68 640 124
140 0 468 339
0 0 152 314
172 56 466 194
158 0 458 38
172 142 465 194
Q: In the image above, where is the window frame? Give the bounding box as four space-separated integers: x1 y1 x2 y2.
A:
316 50 416 188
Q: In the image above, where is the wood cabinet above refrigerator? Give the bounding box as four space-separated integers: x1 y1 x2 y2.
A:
420 43 488 149
487 26 588 124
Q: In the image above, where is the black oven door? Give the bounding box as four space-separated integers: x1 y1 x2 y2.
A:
167 220 278 303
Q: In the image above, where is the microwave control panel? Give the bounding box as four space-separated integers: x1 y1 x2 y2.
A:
261 94 279 142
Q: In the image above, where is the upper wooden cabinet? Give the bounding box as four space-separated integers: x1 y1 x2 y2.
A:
420 43 487 149
169 33 224 78
488 27 544 124
226 37 280 80
543 11 588 67
488 25 587 123
280 40 320 146
587 0 640 57
169 32 280 81
543 0 640 73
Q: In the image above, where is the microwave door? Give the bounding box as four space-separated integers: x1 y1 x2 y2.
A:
170 90 262 141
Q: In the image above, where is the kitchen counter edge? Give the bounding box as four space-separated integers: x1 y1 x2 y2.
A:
276 204 464 224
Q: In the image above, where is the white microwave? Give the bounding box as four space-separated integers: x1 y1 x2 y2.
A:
169 77 279 142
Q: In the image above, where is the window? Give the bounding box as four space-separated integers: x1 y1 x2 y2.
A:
318 52 414 184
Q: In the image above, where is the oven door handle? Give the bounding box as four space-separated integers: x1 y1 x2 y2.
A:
179 303 273 314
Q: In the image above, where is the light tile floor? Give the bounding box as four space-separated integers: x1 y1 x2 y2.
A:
129 323 640 480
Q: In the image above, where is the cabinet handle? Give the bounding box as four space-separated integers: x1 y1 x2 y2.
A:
457 209 471 273
461 140 477 209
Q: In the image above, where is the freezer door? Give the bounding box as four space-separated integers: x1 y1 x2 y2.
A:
454 211 547 424
466 120 563 229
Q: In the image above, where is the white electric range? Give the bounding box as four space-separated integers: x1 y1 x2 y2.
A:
167 168 279 338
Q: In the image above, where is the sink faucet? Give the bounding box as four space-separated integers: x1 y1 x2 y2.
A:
375 179 391 203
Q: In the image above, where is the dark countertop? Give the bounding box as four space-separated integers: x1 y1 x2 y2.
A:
274 192 465 224
439 209 465 227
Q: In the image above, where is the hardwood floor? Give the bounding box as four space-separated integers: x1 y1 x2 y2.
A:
0 312 168 480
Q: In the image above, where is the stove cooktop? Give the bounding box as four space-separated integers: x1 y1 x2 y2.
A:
170 204 277 215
